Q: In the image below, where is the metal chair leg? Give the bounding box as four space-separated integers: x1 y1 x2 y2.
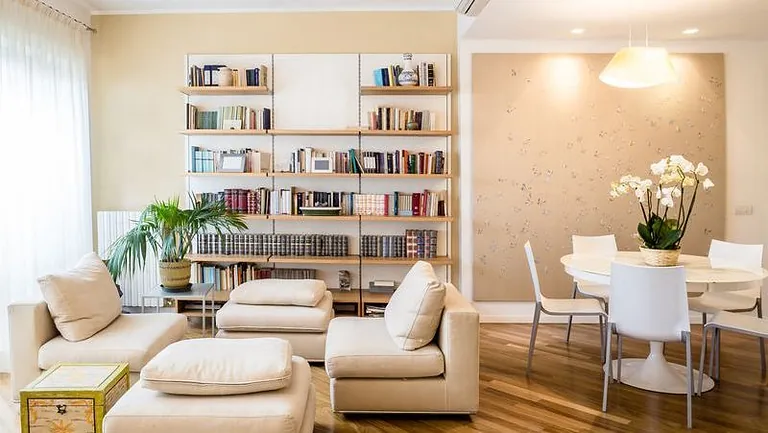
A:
599 315 605 362
526 304 542 376
565 281 578 343
617 334 623 383
758 300 765 379
708 327 716 379
685 333 693 429
698 326 708 396
702 313 707 326
714 328 721 381
602 323 613 412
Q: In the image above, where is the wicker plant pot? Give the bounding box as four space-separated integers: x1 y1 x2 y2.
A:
158 260 192 291
639 247 681 267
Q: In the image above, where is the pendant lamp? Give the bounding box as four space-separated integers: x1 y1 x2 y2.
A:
599 26 677 89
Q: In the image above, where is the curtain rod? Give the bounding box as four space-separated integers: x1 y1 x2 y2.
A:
31 0 97 33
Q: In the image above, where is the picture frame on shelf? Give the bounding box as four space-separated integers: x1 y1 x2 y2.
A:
311 157 333 173
223 119 242 130
218 154 246 173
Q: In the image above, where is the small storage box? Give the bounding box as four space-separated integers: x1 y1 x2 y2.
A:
20 363 130 433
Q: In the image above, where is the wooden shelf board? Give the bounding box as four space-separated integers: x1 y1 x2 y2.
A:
187 254 270 263
180 129 268 136
360 86 452 96
242 215 269 221
330 289 360 303
268 255 361 264
361 256 452 265
363 291 393 303
270 172 358 178
360 130 452 137
269 214 359 221
178 310 217 318
269 129 360 136
360 215 452 222
186 172 269 177
179 86 271 96
360 173 451 179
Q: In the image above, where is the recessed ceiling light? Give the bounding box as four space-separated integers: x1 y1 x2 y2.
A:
571 28 586 35
682 28 699 35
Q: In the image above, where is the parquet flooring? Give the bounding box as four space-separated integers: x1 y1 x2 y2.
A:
3 323 768 432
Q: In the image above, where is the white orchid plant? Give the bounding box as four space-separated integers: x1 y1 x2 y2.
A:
610 155 715 250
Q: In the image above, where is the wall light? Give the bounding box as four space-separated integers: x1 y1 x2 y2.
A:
571 28 585 35
682 28 699 35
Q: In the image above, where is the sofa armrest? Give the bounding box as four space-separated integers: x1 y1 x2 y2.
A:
437 283 479 413
8 301 58 400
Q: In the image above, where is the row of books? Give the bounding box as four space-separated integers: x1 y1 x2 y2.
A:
353 191 446 217
196 233 350 257
364 304 386 317
195 263 316 292
372 62 436 87
288 148 358 174
188 64 268 87
189 148 271 173
360 230 438 259
186 104 272 130
360 150 445 175
366 107 435 131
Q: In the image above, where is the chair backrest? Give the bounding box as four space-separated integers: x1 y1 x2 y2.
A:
608 262 690 342
709 239 764 273
572 234 618 256
523 241 544 302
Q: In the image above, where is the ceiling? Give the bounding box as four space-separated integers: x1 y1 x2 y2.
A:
83 0 454 14
465 0 768 40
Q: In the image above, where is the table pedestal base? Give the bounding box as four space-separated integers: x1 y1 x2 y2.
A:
609 342 714 394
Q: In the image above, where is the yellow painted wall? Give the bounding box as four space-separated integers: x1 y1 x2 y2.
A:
90 11 457 212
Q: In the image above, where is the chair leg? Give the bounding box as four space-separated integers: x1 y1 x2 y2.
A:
617 335 623 383
599 315 605 362
602 323 613 412
708 328 716 379
702 313 707 326
685 333 693 429
565 281 578 344
714 328 721 381
698 326 708 396
758 300 765 379
526 304 542 376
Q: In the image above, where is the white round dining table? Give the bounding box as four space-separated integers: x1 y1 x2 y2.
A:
560 252 768 395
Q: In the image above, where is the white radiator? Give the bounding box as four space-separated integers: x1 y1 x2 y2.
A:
97 211 159 307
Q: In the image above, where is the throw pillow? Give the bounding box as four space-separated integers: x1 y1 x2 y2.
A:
230 278 326 307
37 252 122 342
141 338 293 395
384 261 446 350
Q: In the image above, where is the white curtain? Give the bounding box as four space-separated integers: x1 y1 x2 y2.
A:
0 0 92 371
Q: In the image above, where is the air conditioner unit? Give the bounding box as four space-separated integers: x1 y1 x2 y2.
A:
454 0 490 16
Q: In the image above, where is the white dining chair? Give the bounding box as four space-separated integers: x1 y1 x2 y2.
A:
524 241 607 375
566 234 617 343
698 311 768 393
688 240 764 377
602 262 694 429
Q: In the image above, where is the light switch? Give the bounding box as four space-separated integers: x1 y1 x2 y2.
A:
735 205 754 216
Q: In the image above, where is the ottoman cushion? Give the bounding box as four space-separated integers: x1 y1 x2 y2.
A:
141 338 292 395
231 279 327 307
217 291 333 332
104 356 313 433
325 317 444 379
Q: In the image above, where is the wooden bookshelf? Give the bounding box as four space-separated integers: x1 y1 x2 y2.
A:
269 129 360 136
268 214 359 221
363 291 393 303
179 86 271 96
360 130 452 137
180 129 268 136
360 86 452 96
330 289 360 303
360 215 452 222
361 256 453 266
186 254 270 264
242 215 269 221
360 173 451 179
270 172 358 178
186 172 269 178
267 255 361 265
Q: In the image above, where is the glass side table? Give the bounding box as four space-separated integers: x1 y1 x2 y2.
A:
141 283 215 337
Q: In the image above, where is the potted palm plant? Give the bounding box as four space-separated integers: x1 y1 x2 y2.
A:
106 195 247 291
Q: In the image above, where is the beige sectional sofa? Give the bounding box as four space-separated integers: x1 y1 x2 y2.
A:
325 282 480 413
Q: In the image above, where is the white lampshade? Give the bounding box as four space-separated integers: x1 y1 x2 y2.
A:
599 47 677 89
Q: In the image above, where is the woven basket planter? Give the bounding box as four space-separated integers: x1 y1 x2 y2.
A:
639 247 681 267
158 259 192 290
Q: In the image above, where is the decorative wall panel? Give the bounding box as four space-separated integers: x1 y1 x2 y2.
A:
472 53 726 301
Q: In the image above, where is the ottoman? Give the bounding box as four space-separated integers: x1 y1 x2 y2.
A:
103 339 315 433
216 280 333 362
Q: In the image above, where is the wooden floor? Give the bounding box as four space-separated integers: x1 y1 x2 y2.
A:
3 323 768 432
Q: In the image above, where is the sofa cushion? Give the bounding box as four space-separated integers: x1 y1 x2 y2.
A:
39 313 187 371
37 252 123 342
141 338 292 395
325 317 444 379
384 261 446 350
104 357 312 433
230 279 326 307
216 291 333 332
